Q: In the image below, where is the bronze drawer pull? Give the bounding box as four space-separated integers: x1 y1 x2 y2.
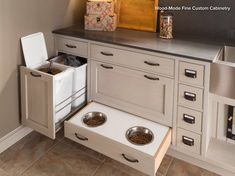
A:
65 44 77 48
122 154 139 163
101 64 113 69
144 75 159 81
182 136 194 146
100 51 114 56
30 72 42 77
75 133 88 141
185 69 197 78
183 114 195 124
144 61 160 66
184 92 196 101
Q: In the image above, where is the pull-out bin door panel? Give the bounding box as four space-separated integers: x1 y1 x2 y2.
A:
20 66 55 139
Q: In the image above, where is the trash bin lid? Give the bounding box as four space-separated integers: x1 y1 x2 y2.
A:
21 32 48 68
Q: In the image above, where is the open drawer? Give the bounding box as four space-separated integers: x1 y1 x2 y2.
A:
65 102 171 176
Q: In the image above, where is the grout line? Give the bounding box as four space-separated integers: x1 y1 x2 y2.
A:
0 168 12 176
90 160 106 176
61 138 106 163
164 157 174 175
19 137 62 176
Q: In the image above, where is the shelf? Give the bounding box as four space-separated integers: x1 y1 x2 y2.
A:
206 138 235 172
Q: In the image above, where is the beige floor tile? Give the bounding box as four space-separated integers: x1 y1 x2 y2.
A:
104 157 148 176
0 168 9 176
157 155 174 176
0 131 58 176
61 138 106 162
22 152 100 176
166 159 220 176
94 163 130 176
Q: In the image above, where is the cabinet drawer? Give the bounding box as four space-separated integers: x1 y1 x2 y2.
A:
65 102 171 176
91 61 174 126
177 106 202 134
65 122 156 175
91 44 174 77
179 62 204 87
56 37 88 57
177 128 201 155
178 84 203 111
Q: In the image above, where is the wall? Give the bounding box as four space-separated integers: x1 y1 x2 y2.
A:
0 0 85 138
159 0 235 41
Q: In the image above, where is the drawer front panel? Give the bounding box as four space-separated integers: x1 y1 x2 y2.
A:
91 44 174 77
56 37 88 57
178 84 203 111
179 62 204 87
177 128 201 155
177 106 202 133
65 122 155 175
91 61 174 126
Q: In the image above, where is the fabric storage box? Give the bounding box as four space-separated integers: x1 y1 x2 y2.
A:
85 14 117 31
52 54 87 108
21 32 74 126
87 0 114 15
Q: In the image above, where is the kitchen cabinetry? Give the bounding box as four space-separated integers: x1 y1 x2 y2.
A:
51 26 235 175
176 61 207 156
16 27 231 175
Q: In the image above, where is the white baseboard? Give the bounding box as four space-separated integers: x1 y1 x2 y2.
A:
0 126 33 154
167 148 235 176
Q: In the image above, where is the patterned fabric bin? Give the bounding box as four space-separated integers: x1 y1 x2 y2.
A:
87 0 114 15
85 14 117 31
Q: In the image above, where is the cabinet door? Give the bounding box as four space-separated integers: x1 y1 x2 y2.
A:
91 61 174 126
20 67 55 139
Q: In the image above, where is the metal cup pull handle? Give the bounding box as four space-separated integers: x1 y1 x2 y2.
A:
75 133 88 141
184 92 196 101
122 154 139 163
182 136 194 146
185 69 197 78
30 72 42 77
183 114 195 124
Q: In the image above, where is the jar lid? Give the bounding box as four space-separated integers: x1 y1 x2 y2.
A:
161 11 173 17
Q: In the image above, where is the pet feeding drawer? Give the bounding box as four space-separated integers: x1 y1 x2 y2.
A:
65 102 171 176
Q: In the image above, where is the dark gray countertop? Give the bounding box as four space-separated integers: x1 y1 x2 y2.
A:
53 26 223 62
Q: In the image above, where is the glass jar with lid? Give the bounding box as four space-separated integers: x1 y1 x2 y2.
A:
160 11 173 39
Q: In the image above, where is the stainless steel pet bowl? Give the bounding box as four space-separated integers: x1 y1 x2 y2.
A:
126 126 154 145
82 112 107 127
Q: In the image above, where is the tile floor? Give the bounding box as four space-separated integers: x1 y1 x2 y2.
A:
0 130 220 176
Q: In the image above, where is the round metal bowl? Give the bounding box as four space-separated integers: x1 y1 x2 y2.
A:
82 112 107 127
126 126 154 145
